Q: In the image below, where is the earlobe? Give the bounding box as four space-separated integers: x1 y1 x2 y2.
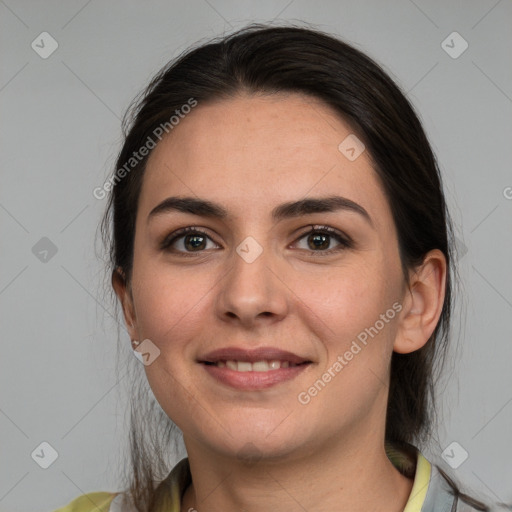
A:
112 267 138 340
393 249 447 354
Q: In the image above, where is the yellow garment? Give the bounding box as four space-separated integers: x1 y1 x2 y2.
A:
52 491 116 512
53 443 431 512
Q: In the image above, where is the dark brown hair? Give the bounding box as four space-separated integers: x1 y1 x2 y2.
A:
100 23 488 511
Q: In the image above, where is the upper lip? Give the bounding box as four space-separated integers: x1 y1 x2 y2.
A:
198 346 311 365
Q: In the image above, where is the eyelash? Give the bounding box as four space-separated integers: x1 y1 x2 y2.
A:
160 225 353 257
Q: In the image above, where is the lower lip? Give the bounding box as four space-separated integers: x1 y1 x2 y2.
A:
201 363 310 390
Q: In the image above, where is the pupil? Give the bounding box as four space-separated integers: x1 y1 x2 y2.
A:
309 233 329 250
186 235 205 250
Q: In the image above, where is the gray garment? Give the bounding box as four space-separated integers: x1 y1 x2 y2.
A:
386 441 491 511
422 463 480 511
109 451 497 511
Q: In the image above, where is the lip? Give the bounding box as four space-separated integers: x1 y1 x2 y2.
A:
198 346 312 390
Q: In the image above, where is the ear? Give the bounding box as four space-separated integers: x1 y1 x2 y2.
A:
393 249 447 354
112 267 138 342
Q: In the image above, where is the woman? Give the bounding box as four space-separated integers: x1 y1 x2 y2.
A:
55 24 492 512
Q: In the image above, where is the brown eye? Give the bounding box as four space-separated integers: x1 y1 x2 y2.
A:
307 233 330 250
294 225 352 255
160 227 219 254
183 234 207 251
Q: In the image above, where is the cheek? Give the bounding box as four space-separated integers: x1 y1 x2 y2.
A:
297 267 400 416
129 263 218 426
295 259 401 398
295 262 394 335
130 258 216 351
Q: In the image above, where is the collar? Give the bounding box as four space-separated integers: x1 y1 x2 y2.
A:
120 442 456 512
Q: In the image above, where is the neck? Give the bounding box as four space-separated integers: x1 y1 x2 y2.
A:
180 431 414 512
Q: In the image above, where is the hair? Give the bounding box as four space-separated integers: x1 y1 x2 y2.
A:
100 22 489 511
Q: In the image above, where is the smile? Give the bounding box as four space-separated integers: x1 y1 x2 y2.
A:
204 360 302 372
198 346 312 390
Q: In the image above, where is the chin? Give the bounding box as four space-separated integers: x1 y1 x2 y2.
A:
190 421 308 463
229 438 302 463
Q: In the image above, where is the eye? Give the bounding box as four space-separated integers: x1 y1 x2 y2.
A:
293 225 352 255
160 224 352 257
160 227 220 254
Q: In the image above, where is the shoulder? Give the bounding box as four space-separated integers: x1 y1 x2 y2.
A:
52 492 117 512
388 442 493 512
427 463 492 512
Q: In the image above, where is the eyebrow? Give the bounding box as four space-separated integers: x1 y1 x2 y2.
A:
147 195 373 227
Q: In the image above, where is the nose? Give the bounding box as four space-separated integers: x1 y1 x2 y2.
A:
214 239 289 329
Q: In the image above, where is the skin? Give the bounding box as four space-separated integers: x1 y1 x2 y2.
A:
114 92 447 512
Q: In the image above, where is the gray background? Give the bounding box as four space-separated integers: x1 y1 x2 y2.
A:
1 1 511 510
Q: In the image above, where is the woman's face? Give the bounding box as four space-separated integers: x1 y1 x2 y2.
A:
122 93 408 460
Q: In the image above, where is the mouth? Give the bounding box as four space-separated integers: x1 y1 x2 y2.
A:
198 346 312 390
202 359 306 371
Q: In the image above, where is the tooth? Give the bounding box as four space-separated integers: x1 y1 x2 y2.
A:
252 361 270 372
219 360 293 371
237 361 252 372
226 360 238 370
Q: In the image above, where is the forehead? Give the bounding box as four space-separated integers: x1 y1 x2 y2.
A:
139 93 389 226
